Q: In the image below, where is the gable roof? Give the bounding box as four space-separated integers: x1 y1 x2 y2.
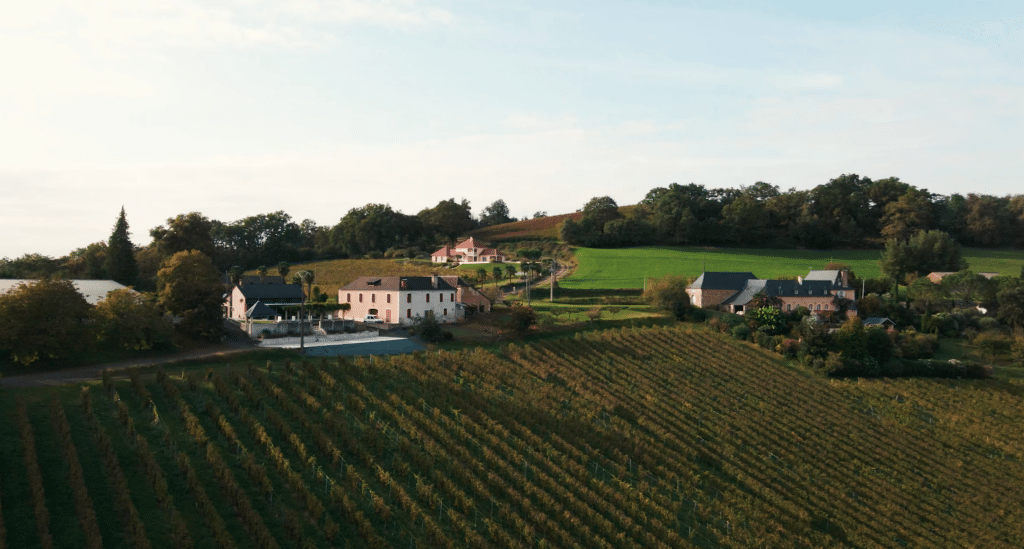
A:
721 279 840 306
688 272 758 290
863 317 895 327
455 237 482 249
245 301 279 319
339 276 458 292
237 283 304 300
431 246 456 257
0 279 129 305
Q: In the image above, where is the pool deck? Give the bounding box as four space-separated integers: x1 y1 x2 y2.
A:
259 336 427 356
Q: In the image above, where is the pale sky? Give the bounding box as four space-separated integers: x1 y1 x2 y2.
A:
2 0 1022 258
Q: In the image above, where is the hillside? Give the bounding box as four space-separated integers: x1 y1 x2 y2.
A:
251 258 447 298
469 212 582 242
561 246 1023 290
2 325 1022 548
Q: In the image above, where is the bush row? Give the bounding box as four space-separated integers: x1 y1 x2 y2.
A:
49 395 103 549
16 398 53 549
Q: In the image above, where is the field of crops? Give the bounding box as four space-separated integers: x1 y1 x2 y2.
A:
469 213 581 243
2 324 1022 548
561 246 1023 289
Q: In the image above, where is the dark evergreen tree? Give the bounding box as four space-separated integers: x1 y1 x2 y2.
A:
105 207 138 286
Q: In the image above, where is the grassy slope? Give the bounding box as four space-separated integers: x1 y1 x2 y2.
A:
253 258 446 298
562 246 1023 290
1 325 1023 548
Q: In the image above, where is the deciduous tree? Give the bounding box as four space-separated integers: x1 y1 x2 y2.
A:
94 289 173 351
150 212 216 261
508 303 537 334
0 278 94 366
997 278 1024 329
157 251 224 341
880 229 965 282
419 198 476 245
479 199 514 227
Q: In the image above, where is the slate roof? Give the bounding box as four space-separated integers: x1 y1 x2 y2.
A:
804 269 840 282
721 279 839 306
687 272 758 290
720 279 767 305
805 269 849 287
245 301 279 319
237 283 304 300
339 276 459 292
0 279 129 305
863 317 895 327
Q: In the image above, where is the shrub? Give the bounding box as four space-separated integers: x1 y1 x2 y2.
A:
973 330 1011 359
897 330 938 359
643 275 692 310
978 317 1001 332
778 339 800 358
412 313 446 344
688 307 708 322
731 325 751 341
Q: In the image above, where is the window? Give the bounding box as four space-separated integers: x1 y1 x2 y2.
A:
426 294 430 303
406 294 411 303
443 308 448 316
371 294 376 303
816 304 821 310
787 304 792 311
824 304 829 310
440 293 443 302
386 294 391 303
407 309 411 318
450 293 454 301
359 294 363 302
346 293 350 302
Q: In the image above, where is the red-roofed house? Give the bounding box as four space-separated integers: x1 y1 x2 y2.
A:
431 237 505 264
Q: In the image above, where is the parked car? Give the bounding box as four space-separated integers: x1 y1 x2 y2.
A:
363 314 384 324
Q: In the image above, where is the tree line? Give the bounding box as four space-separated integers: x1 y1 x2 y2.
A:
561 174 1024 249
0 198 521 291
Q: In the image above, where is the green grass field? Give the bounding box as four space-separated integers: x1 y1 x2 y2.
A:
561 246 1024 290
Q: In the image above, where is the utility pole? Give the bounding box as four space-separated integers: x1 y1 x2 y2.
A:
526 267 530 304
299 297 306 356
550 259 556 302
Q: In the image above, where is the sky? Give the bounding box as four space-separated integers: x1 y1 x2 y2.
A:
2 0 1022 259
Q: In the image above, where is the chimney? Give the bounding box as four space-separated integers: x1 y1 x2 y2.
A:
432 274 438 288
798 276 803 284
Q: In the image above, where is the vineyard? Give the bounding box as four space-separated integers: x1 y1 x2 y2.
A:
2 324 1023 548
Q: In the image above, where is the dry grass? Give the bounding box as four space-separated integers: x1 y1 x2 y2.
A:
250 258 453 298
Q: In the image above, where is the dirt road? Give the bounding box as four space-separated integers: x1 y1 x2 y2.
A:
0 341 261 388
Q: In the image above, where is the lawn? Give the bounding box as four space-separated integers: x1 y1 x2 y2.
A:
561 246 1023 290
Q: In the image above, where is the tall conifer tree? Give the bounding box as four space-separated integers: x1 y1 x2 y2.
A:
106 207 138 286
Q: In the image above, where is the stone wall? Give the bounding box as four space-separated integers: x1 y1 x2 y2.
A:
686 288 739 308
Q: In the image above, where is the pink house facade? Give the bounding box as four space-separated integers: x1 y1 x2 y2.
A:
338 275 491 326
